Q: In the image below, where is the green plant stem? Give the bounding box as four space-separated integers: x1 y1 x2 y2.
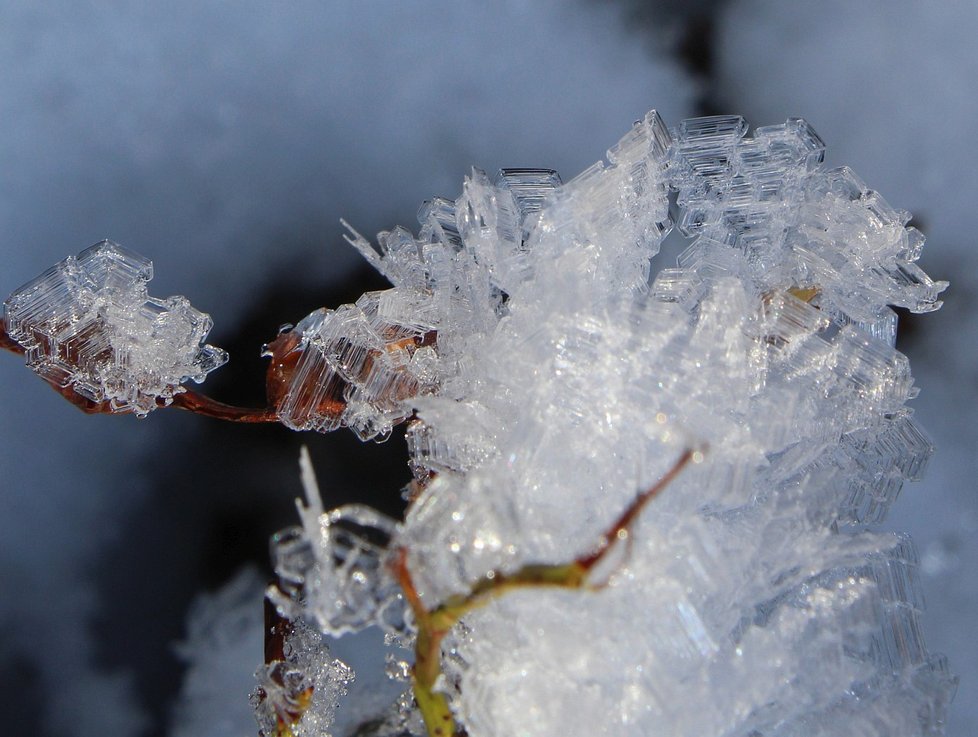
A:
394 448 696 737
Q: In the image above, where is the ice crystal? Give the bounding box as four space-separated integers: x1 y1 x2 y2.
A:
3 240 226 415
268 295 437 441
267 111 952 737
268 448 408 640
251 617 353 737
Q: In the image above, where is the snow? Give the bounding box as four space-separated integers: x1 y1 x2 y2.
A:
3 1 972 734
717 4 978 732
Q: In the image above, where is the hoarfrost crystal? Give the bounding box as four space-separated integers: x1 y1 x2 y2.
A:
3 240 226 415
268 296 437 441
269 449 407 639
251 616 353 737
268 111 953 737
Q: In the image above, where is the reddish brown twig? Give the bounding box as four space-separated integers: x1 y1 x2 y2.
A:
577 447 695 572
169 389 280 423
3 316 281 422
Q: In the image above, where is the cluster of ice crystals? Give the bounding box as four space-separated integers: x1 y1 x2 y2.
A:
268 449 408 640
251 617 353 737
3 240 226 415
669 116 945 322
271 112 953 737
271 293 439 441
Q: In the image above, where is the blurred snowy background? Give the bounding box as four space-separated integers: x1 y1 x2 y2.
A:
0 1 973 735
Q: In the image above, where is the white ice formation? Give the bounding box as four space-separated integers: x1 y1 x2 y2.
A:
266 110 953 737
270 293 438 441
3 240 227 415
251 616 354 737
268 447 406 639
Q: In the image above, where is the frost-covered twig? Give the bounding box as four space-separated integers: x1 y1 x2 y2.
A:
393 448 698 737
1 110 956 737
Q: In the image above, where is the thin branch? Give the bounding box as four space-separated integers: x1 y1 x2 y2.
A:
577 447 697 572
169 389 280 423
3 316 282 423
394 448 698 737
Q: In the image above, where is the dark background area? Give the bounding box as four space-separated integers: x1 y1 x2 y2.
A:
1 2 974 735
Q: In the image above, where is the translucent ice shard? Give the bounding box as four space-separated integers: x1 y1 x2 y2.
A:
3 240 226 415
269 503 406 638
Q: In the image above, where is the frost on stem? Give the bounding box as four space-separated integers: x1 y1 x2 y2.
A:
264 111 954 737
2 110 957 737
391 448 699 737
263 298 439 441
0 241 440 432
251 605 353 737
2 240 227 415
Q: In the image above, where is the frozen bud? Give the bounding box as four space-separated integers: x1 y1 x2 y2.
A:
263 291 438 440
3 240 226 415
